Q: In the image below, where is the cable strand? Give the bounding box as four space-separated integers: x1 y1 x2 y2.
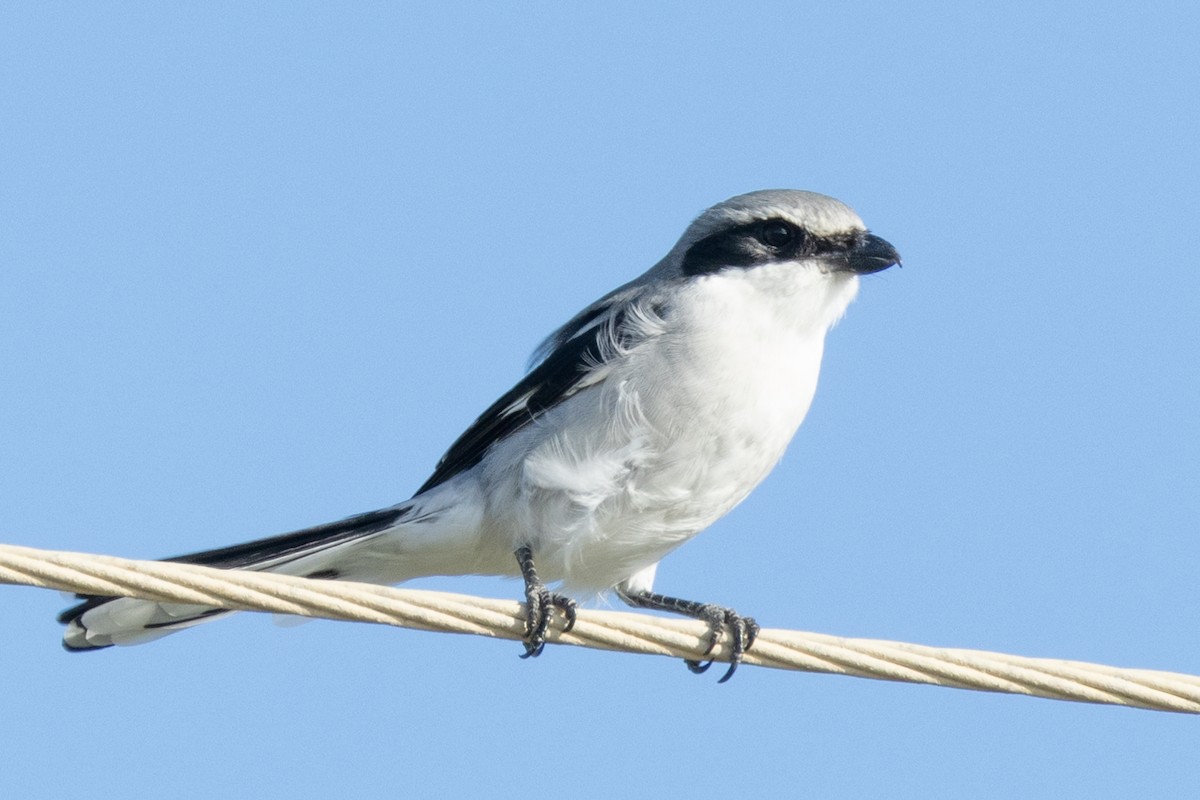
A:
2 542 1197 713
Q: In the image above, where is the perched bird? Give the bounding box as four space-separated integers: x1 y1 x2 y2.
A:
60 189 900 681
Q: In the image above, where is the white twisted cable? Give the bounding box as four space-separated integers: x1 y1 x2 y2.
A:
3 542 1197 713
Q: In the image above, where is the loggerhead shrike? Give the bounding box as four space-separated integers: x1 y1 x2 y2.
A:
60 189 900 681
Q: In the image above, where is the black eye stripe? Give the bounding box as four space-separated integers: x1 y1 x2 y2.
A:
681 220 863 276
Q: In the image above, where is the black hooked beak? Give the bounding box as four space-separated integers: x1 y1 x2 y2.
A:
829 233 902 275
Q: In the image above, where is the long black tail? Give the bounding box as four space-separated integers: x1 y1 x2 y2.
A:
58 506 407 651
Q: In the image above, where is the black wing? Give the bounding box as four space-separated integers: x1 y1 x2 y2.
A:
415 303 631 495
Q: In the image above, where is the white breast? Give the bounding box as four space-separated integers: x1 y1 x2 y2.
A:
478 264 861 592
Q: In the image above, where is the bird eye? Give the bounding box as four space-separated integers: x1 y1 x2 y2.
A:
758 220 797 249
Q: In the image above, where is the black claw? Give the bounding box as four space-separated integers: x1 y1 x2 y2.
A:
554 595 578 634
744 618 761 651
514 545 576 660
618 589 760 683
714 612 759 683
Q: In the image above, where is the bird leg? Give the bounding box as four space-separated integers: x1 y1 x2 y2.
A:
514 545 577 658
617 588 759 683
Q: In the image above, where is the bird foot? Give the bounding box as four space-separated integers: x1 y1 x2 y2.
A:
515 545 577 658
683 603 760 683
618 589 759 682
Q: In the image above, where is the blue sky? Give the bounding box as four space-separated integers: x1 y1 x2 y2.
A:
2 3 1198 797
